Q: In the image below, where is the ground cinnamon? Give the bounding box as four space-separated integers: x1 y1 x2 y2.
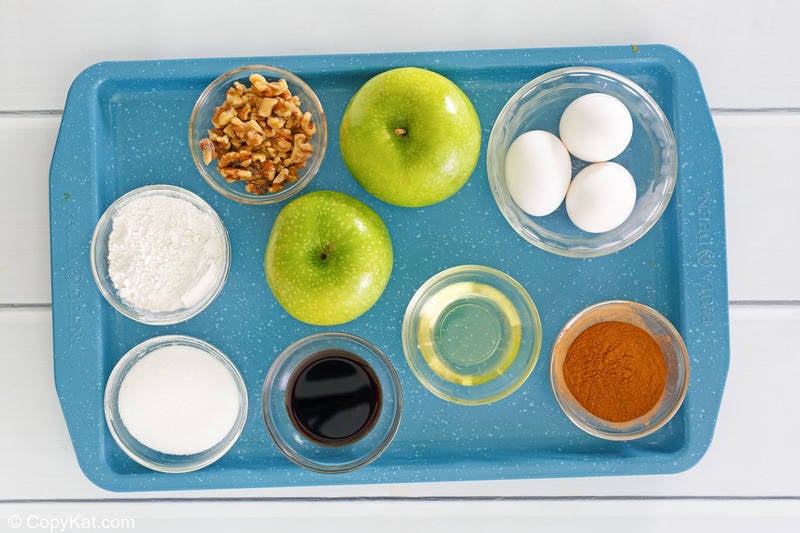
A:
563 321 666 423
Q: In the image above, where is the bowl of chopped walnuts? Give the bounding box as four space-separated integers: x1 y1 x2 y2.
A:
189 65 327 204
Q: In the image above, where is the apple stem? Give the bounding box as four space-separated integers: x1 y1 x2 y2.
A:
394 127 407 136
320 242 334 261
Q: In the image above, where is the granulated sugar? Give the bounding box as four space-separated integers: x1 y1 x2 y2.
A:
107 194 225 312
117 344 242 455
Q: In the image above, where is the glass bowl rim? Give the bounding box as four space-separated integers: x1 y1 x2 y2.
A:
402 264 543 405
260 331 403 474
549 299 690 440
89 183 231 325
103 334 248 473
487 65 678 258
188 64 328 205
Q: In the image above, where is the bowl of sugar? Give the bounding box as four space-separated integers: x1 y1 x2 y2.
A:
90 184 231 325
104 335 248 473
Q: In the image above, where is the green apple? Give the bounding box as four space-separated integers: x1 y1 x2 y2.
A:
264 190 393 326
339 67 481 207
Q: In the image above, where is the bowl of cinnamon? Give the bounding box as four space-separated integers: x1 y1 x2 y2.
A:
550 300 689 440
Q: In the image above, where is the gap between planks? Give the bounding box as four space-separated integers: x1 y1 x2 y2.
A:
3 108 800 119
1 495 800 505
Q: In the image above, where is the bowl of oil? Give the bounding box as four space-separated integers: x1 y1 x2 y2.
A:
402 265 542 405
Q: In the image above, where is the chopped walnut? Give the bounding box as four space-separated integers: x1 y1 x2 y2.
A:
199 74 316 194
290 133 312 164
212 107 237 129
220 167 253 182
273 168 290 185
300 112 316 136
258 97 278 118
198 138 217 165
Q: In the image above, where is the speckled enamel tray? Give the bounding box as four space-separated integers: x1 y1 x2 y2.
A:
49 45 729 491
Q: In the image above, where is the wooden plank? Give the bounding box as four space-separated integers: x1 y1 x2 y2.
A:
0 116 58 304
1 500 799 533
0 305 797 499
718 112 800 301
1 111 798 304
0 1 799 111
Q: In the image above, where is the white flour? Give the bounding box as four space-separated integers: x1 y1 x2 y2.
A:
107 194 225 313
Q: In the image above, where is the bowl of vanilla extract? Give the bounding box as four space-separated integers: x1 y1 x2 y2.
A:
261 332 402 473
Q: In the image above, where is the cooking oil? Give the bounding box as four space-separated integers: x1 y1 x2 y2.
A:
416 281 521 386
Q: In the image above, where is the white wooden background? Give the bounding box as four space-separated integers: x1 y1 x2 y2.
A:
1 0 799 531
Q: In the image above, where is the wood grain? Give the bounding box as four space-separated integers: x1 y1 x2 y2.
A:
2 1 799 525
0 116 57 304
718 112 800 301
1 500 799 532
0 1 798 110
2 113 796 304
0 306 796 499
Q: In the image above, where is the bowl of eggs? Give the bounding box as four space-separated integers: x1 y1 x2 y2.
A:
487 66 677 258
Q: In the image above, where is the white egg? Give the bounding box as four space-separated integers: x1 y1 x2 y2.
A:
504 130 572 217
559 93 633 162
566 161 636 233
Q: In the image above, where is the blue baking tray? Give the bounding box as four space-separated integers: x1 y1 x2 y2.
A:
49 45 729 492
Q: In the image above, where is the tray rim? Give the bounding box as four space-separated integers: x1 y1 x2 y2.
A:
49 44 730 492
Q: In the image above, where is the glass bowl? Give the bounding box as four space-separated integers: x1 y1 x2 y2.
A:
261 332 402 474
188 65 327 205
90 184 231 325
104 335 248 473
550 300 690 440
487 67 677 257
402 265 542 405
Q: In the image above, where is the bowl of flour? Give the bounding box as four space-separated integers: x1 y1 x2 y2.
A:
91 184 231 325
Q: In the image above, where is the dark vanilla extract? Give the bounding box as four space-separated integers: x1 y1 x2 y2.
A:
287 350 382 446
